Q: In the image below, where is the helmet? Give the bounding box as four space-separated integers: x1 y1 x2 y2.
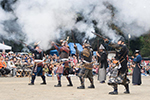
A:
83 38 90 44
118 37 125 42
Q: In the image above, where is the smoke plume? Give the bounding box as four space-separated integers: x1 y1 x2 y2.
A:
0 0 150 50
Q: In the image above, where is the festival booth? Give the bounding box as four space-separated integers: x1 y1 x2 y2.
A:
0 43 12 50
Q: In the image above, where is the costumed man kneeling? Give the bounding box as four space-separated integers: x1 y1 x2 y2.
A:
26 43 46 85
74 39 95 89
105 37 130 94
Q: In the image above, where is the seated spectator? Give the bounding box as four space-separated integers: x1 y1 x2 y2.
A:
141 68 149 76
92 64 97 75
7 57 16 77
127 66 133 75
144 65 150 75
72 55 77 66
21 58 28 68
43 64 49 76
75 63 81 76
0 56 10 76
14 58 22 69
2 51 6 58
47 64 54 77
0 60 5 76
69 65 76 75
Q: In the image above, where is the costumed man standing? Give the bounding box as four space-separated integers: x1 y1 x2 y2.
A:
132 50 142 85
26 43 46 85
104 37 130 95
51 40 73 87
96 44 108 83
75 39 95 89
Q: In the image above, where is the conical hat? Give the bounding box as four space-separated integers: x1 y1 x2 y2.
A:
99 44 105 49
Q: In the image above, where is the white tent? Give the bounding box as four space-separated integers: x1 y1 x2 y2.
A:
0 43 12 50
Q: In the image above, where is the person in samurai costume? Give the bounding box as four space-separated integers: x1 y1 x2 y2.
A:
74 39 95 89
132 50 142 85
96 44 108 83
104 37 130 95
26 42 46 85
51 40 73 87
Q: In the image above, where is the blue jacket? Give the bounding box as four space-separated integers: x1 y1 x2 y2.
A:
133 55 142 64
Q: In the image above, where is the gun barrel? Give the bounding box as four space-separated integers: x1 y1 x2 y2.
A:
91 31 105 40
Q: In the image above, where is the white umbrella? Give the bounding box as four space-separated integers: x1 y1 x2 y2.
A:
0 43 12 50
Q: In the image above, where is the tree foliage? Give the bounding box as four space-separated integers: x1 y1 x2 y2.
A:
140 34 150 57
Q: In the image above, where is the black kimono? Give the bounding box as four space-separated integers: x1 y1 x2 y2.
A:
97 51 108 82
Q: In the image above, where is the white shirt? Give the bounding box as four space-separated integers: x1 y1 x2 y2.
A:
7 61 15 70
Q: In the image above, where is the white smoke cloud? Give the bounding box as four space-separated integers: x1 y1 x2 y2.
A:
0 5 15 36
0 0 150 50
0 0 120 49
110 0 150 38
13 0 77 49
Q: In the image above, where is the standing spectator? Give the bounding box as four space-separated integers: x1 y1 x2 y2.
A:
132 50 142 85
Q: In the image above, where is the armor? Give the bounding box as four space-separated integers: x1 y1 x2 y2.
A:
81 48 92 62
27 45 46 85
105 39 130 94
34 49 43 60
27 46 43 60
53 42 73 87
54 45 69 59
77 39 95 89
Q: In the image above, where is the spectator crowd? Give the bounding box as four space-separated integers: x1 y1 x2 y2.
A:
0 51 150 77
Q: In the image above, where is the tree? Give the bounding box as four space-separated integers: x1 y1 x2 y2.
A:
140 33 150 57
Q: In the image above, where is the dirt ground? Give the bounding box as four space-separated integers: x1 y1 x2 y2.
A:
0 75 150 100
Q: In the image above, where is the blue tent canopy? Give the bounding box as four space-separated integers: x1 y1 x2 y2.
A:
68 43 83 55
50 50 59 56
50 43 83 56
